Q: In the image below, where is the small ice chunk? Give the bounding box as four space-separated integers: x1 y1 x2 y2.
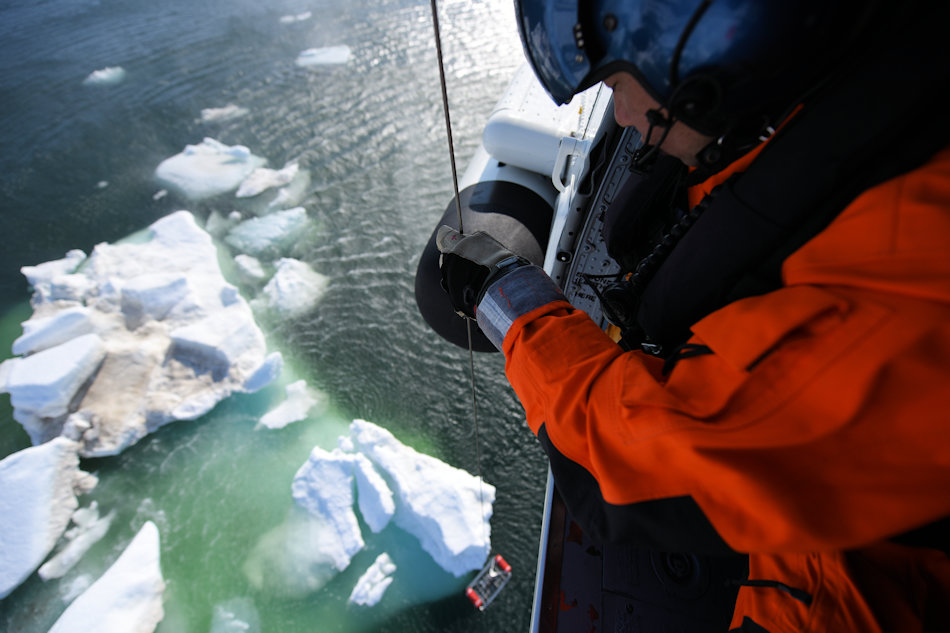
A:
256 258 329 318
200 104 249 123
348 553 396 606
257 380 317 429
279 12 312 24
291 447 365 570
152 189 168 201
210 597 260 633
82 66 126 86
47 521 165 633
13 306 95 356
234 254 268 284
352 454 394 533
295 46 352 67
38 504 115 580
154 138 266 200
0 437 87 598
236 162 299 198
96 181 109 189
225 207 310 257
2 333 106 419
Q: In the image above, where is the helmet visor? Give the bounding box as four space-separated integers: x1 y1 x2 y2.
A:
515 0 593 104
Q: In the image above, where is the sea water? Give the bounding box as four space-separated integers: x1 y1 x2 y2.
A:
0 0 550 631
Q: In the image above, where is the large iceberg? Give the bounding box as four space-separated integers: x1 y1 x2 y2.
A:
47 521 165 633
292 420 493 578
0 437 96 598
247 420 493 601
349 419 494 576
0 211 279 457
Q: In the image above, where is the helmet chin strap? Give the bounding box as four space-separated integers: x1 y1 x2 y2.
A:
633 107 675 169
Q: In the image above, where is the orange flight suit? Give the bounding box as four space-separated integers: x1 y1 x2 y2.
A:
497 145 950 631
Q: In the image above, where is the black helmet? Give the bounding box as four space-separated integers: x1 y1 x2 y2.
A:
515 0 871 140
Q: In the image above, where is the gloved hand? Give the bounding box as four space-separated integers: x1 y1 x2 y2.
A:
436 225 528 318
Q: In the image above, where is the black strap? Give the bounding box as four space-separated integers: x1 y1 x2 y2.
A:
635 6 950 353
537 424 738 554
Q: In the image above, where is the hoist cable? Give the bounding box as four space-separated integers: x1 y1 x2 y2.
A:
428 0 490 549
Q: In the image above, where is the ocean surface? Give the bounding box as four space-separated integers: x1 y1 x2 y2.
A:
0 0 551 631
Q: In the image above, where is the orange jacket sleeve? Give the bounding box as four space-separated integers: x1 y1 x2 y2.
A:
500 147 950 555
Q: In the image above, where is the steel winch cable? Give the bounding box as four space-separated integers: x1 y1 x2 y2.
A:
428 0 490 548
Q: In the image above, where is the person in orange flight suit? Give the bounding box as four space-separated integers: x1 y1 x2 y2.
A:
435 0 950 631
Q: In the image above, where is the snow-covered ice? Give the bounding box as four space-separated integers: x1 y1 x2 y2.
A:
47 521 165 633
225 207 310 257
292 446 367 570
246 419 493 601
348 553 396 606
257 380 318 429
295 46 352 67
39 502 115 580
352 453 395 533
0 438 95 598
255 258 330 318
234 254 269 285
350 419 494 577
154 138 266 200
0 211 278 456
3 333 106 419
236 162 299 198
12 306 95 355
82 67 126 86
295 420 493 577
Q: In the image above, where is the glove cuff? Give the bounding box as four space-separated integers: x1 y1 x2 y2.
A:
476 265 565 351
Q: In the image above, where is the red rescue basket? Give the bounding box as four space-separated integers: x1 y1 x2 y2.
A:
465 554 512 610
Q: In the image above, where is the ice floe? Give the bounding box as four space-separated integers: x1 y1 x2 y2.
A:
0 437 96 599
254 257 330 318
47 521 165 633
0 210 278 457
292 446 368 570
349 553 396 606
245 420 493 601
279 12 312 24
236 162 299 198
295 46 352 67
258 380 318 429
154 138 266 200
82 66 126 86
349 419 494 577
292 420 493 578
200 104 249 123
39 502 114 581
225 207 310 257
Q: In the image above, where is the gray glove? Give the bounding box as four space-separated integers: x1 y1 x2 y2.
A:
436 226 528 318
